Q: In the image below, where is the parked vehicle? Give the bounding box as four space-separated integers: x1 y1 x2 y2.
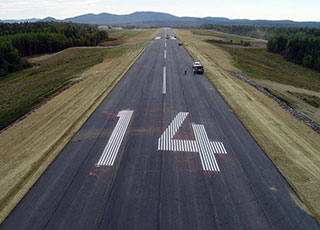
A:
192 62 204 74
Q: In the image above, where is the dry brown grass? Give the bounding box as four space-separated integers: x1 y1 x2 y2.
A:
0 29 158 223
253 79 320 124
191 29 267 48
173 29 320 222
189 29 320 126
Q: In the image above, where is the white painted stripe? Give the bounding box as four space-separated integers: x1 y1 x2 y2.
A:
196 126 211 171
96 110 133 167
192 124 220 172
165 43 167 48
208 141 219 171
211 142 218 153
163 66 166 94
213 142 220 154
199 126 214 171
158 138 161 150
216 142 222 154
219 142 227 154
105 111 130 165
158 112 225 172
164 49 167 59
193 127 206 171
158 112 189 150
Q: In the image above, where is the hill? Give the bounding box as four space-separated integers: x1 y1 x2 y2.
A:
1 11 320 28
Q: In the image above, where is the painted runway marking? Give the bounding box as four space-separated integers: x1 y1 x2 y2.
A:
155 36 161 40
96 110 134 167
163 66 166 94
158 112 227 172
164 49 167 59
165 43 167 48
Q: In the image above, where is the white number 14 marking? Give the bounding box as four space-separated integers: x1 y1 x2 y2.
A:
158 112 227 172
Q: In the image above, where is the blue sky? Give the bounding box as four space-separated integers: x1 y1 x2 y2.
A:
0 0 319 21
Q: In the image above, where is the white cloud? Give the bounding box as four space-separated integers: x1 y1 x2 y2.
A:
0 0 105 19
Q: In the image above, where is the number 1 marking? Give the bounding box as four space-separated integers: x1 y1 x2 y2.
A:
158 112 227 172
96 110 134 167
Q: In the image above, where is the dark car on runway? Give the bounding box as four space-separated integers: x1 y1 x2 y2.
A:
192 62 204 74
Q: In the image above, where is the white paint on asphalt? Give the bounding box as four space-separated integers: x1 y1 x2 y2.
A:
163 66 166 94
192 125 220 171
165 43 167 48
158 112 228 172
96 110 134 167
164 49 167 59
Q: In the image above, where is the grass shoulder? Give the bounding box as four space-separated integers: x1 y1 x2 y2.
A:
219 45 320 92
0 47 126 130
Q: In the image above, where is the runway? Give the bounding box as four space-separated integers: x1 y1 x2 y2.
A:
1 28 319 230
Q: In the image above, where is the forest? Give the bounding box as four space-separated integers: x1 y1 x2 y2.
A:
199 24 320 40
0 22 108 77
199 24 320 72
267 32 320 72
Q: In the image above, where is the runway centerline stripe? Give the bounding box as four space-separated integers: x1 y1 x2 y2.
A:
163 66 166 94
96 110 134 167
164 49 167 59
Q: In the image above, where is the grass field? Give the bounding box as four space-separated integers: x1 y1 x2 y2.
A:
0 48 125 130
0 29 154 131
174 29 320 223
190 29 320 124
225 47 320 92
192 29 266 48
288 91 320 108
100 29 148 47
0 29 158 223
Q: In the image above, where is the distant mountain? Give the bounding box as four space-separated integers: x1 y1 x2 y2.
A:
63 12 180 25
0 18 41 23
61 12 320 28
42 17 59 22
1 11 320 28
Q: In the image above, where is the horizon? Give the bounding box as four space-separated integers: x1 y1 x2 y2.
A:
1 11 320 23
0 0 319 22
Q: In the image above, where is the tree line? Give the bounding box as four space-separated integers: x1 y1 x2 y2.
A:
267 32 320 72
0 22 108 77
198 24 320 72
199 24 320 40
0 21 99 36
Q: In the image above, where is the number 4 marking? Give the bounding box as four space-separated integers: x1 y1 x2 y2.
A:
158 112 227 172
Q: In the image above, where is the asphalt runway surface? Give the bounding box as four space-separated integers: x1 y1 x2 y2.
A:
1 29 319 230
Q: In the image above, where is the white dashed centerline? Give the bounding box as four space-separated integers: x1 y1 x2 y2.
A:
163 66 166 94
164 49 166 59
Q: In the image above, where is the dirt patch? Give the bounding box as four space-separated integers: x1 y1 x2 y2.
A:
173 29 320 223
0 29 159 223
